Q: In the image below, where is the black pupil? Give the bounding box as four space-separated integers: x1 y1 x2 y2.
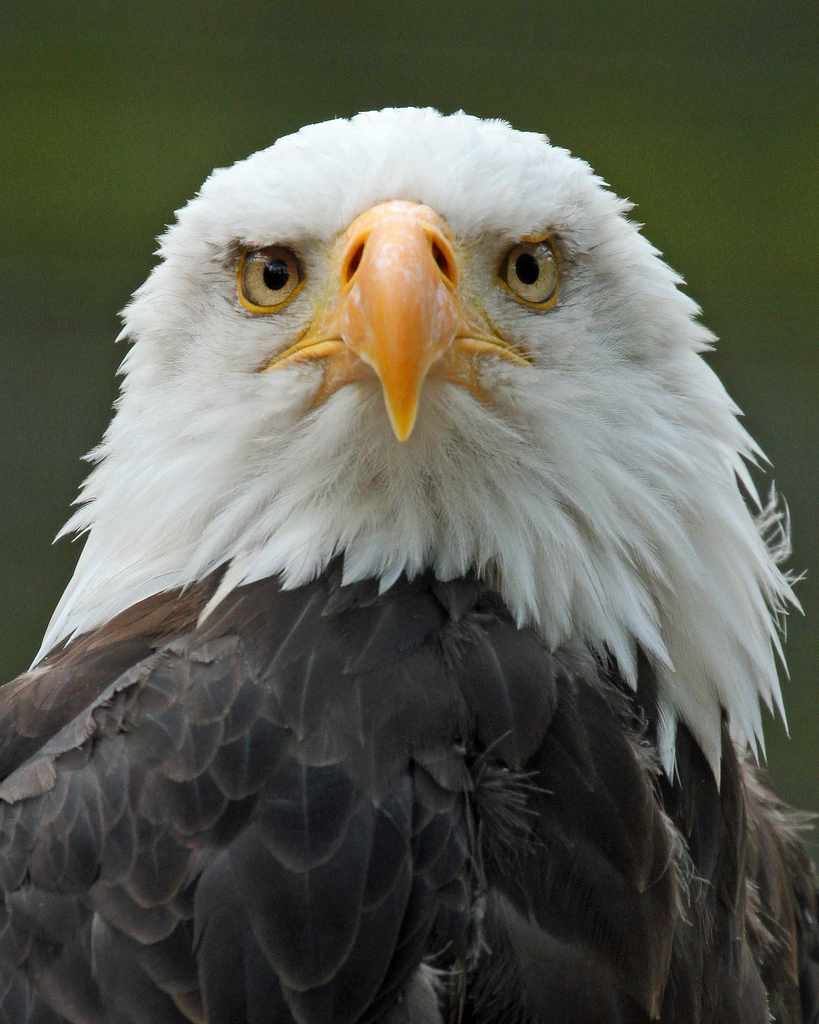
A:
263 259 290 291
515 252 540 286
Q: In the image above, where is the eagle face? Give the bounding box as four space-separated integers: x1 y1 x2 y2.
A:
42 107 794 777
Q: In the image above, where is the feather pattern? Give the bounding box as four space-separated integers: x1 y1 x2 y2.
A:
0 568 816 1023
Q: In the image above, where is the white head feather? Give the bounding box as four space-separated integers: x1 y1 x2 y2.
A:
36 107 796 778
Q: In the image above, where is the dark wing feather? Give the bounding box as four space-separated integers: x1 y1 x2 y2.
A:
0 564 816 1024
0 576 221 783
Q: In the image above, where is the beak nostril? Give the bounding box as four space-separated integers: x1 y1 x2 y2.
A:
344 242 365 285
432 241 456 287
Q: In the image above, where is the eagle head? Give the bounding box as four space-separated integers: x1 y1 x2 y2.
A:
39 107 796 778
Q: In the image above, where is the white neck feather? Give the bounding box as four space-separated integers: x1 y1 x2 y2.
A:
37 368 795 782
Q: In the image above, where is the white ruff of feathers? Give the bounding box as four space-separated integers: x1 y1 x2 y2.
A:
36 108 797 780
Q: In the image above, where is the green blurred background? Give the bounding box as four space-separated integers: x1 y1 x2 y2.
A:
1 2 816 827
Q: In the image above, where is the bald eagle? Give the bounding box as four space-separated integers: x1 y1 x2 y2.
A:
0 108 816 1024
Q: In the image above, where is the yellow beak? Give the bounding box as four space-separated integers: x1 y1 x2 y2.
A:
336 201 459 441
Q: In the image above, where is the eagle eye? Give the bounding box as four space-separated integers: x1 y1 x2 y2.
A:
238 246 303 312
501 237 559 308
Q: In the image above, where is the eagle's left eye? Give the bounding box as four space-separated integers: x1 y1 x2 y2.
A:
500 238 559 308
238 246 303 312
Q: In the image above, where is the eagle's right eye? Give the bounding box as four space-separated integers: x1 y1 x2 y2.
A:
238 246 303 312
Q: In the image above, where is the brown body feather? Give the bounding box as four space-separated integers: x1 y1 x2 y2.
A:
0 565 815 1023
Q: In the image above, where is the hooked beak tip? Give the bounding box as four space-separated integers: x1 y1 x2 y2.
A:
384 392 420 442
